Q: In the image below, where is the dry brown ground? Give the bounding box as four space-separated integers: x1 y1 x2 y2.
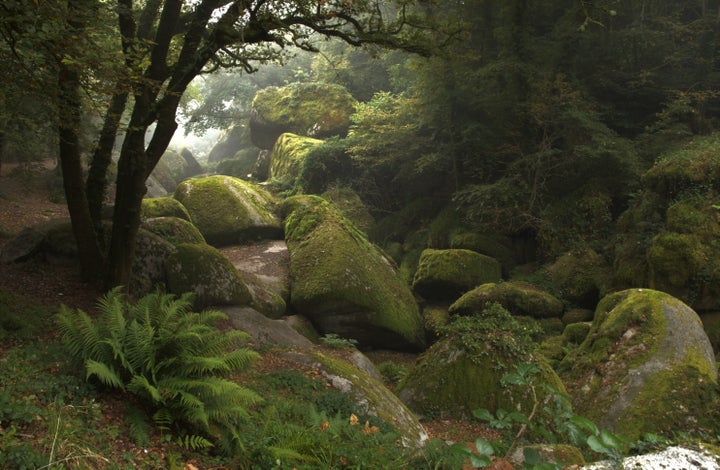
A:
0 161 494 461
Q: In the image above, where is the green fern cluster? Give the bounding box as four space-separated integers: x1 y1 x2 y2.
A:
55 287 261 454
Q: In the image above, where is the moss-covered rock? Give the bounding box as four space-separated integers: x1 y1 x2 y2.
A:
141 217 205 245
559 288 719 440
509 444 585 468
646 232 707 298
562 308 594 325
130 229 177 296
396 305 565 418
141 196 192 222
422 305 450 338
173 175 282 246
450 231 516 273
562 322 591 344
283 195 425 351
165 243 252 310
269 133 324 186
449 281 564 319
412 249 501 301
250 82 357 149
280 349 428 447
545 248 611 309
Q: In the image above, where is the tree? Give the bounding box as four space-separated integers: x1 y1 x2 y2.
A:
44 0 443 289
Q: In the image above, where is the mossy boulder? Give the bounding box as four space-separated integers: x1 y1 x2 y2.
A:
269 132 324 184
283 195 425 351
173 175 282 246
412 249 502 301
450 232 515 273
545 248 611 309
141 217 205 245
282 349 428 447
449 281 564 319
129 229 177 296
562 322 591 344
250 82 356 149
559 288 719 440
165 243 252 310
397 305 565 418
141 196 192 222
646 232 713 303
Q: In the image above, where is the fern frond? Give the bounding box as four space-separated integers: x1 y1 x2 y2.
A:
56 305 99 360
221 349 260 373
124 319 157 376
126 404 152 447
152 408 174 430
176 434 214 451
127 375 163 404
85 359 125 390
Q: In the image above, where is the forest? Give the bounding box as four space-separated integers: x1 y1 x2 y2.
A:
1 0 720 468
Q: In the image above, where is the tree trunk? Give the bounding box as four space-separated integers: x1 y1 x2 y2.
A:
58 56 105 282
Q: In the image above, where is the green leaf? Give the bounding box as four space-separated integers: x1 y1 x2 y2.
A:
600 429 625 450
523 447 542 465
587 435 610 454
507 411 531 424
472 408 494 422
469 454 492 468
474 437 494 456
570 415 599 436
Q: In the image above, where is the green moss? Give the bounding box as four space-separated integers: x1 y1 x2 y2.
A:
166 243 252 309
513 444 585 467
412 249 502 300
560 289 719 439
284 196 425 350
142 197 191 222
449 281 564 319
450 232 515 270
562 308 594 325
174 175 281 246
321 187 375 234
422 305 449 337
562 322 591 344
252 82 356 137
141 216 205 245
310 350 427 446
666 196 720 238
269 133 324 182
398 306 563 418
545 248 609 309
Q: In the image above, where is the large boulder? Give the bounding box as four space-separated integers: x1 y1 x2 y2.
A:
165 243 252 310
129 229 177 295
559 288 719 440
173 175 282 246
269 133 324 184
283 195 426 351
544 248 611 309
411 248 502 301
449 281 564 319
397 304 565 418
250 82 356 149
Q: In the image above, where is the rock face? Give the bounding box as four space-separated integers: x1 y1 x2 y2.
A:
249 82 356 149
412 248 502 301
165 243 253 310
559 288 718 440
174 175 282 246
283 195 426 351
130 229 177 295
449 281 564 319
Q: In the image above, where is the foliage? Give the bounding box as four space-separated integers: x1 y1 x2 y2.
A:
438 303 542 366
319 333 359 349
55 288 262 455
454 363 631 469
0 288 56 340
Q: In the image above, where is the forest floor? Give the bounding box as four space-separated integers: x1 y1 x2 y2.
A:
0 161 492 468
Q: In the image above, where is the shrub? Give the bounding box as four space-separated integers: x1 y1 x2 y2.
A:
55 288 262 455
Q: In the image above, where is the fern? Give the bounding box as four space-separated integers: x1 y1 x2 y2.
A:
55 288 261 455
176 434 214 451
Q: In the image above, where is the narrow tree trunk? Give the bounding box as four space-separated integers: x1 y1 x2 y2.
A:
104 123 148 289
58 59 105 282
